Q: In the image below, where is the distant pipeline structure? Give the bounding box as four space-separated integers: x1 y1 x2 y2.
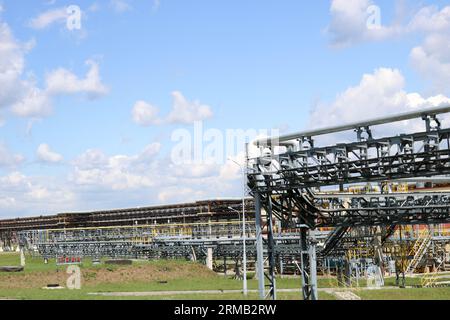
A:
0 199 255 248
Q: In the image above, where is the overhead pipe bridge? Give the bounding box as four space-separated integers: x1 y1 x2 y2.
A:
248 105 450 300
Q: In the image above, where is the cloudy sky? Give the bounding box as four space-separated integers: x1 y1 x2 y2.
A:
0 0 450 217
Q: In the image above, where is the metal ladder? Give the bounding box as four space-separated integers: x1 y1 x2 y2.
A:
421 243 447 288
406 230 432 274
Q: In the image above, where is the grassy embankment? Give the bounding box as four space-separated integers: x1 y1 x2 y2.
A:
0 252 449 300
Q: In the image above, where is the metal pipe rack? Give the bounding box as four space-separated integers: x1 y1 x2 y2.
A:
248 105 450 300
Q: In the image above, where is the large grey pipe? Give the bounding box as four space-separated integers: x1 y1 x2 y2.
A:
254 105 450 146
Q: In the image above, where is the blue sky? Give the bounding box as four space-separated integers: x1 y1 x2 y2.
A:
0 0 450 217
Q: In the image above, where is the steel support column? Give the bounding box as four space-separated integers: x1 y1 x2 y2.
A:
255 192 265 299
309 238 318 300
266 195 277 300
299 227 318 300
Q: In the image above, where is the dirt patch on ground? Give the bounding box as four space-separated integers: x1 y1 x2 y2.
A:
0 271 68 289
84 262 215 286
0 262 216 290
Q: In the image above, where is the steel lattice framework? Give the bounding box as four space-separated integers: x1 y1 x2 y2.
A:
19 222 308 274
0 199 253 249
249 129 450 192
248 106 450 300
274 191 450 228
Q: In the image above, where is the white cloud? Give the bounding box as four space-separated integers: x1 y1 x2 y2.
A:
326 2 450 93
132 100 161 126
137 143 162 162
37 144 64 163
308 68 450 143
327 0 371 46
72 149 108 170
410 33 450 95
219 152 246 181
0 171 75 213
70 143 161 190
11 59 108 118
327 0 402 47
0 21 27 110
170 161 219 179
11 85 52 117
407 6 450 94
158 187 205 203
0 9 235 216
0 171 27 186
46 60 109 99
310 68 405 127
408 5 450 33
132 91 214 127
0 197 16 209
0 139 244 216
0 16 107 120
0 143 24 167
66 139 243 209
167 91 214 124
327 2 450 46
27 186 51 200
29 7 67 30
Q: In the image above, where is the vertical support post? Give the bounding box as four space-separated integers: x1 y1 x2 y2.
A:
373 226 385 278
300 227 309 299
20 248 26 267
309 239 318 300
224 256 227 275
344 259 351 287
206 247 213 270
279 256 284 276
255 192 265 299
208 218 212 239
299 227 318 300
242 146 248 295
266 195 277 300
327 258 331 276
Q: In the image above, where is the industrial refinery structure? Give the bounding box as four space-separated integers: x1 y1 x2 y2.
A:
1 106 450 300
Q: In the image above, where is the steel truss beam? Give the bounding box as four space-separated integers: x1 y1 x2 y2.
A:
1 199 254 233
269 190 450 229
249 129 450 192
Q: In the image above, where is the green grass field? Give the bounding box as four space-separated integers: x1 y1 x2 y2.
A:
0 252 449 300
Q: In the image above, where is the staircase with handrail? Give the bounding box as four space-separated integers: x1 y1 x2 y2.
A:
405 230 432 274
